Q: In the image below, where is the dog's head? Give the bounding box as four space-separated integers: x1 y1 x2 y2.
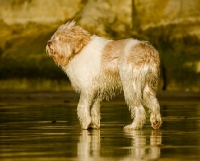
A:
46 21 91 66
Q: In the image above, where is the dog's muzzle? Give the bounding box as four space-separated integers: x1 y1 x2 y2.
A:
47 40 52 47
46 40 54 55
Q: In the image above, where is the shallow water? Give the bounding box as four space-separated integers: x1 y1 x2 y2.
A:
0 93 200 161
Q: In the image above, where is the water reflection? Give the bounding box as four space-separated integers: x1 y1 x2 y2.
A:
124 130 162 161
78 130 100 160
77 129 162 160
1 98 200 160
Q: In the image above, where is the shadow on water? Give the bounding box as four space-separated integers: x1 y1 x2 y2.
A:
0 93 200 160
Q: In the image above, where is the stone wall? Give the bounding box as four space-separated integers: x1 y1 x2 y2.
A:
1 0 200 37
0 0 200 91
0 0 82 24
135 0 200 30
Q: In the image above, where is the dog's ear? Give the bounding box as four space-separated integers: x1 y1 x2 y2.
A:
73 39 84 54
70 26 91 54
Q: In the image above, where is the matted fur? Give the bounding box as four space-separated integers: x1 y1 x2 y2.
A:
46 21 162 130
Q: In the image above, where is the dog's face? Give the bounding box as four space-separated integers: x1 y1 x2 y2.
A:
46 21 91 66
46 30 72 66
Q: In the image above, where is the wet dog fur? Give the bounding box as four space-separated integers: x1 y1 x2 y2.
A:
46 21 162 130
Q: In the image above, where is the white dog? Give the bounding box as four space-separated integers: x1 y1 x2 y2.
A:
46 21 162 130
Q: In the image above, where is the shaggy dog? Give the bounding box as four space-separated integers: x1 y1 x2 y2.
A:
46 21 162 130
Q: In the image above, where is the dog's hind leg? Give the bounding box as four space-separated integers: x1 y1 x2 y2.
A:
77 92 94 129
124 103 146 130
142 82 162 129
89 98 102 129
121 67 146 130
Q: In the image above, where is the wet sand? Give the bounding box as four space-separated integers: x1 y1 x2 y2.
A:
0 91 200 161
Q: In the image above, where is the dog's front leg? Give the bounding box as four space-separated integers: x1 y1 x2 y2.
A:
77 92 93 129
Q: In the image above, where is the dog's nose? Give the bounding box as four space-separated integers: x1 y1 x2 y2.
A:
47 40 52 46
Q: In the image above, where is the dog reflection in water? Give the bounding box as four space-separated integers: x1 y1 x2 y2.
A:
78 130 100 160
46 21 162 130
77 130 162 160
126 130 162 160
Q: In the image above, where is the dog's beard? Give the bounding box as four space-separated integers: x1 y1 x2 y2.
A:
46 42 71 66
46 45 54 57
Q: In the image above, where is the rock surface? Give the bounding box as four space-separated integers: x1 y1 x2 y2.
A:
0 0 200 91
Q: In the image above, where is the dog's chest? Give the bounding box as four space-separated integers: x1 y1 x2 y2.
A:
63 38 109 91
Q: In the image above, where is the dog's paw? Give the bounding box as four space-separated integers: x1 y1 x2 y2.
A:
124 123 143 131
87 123 100 130
150 113 162 129
81 122 91 130
151 121 161 129
80 117 92 130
